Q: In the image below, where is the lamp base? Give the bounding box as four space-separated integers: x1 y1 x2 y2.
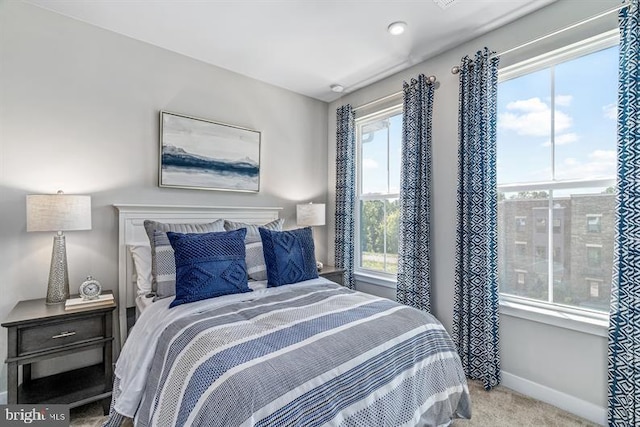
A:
46 233 70 304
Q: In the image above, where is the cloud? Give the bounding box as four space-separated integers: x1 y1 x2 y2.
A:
563 157 579 166
541 133 579 147
555 149 616 179
589 149 616 163
506 97 548 112
555 95 573 107
362 158 379 169
499 97 572 137
498 165 552 184
603 103 617 120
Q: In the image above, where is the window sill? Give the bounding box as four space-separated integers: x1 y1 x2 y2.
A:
354 271 397 289
500 297 609 337
353 273 608 337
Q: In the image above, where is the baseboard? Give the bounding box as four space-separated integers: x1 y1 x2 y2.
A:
0 391 6 404
501 371 606 426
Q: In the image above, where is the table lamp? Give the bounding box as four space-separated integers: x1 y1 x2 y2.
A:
297 203 325 269
26 191 92 304
296 203 326 227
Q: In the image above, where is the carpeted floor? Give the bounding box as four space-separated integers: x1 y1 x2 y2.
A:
69 380 600 427
451 380 599 427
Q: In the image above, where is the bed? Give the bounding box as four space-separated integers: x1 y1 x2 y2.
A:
107 204 471 427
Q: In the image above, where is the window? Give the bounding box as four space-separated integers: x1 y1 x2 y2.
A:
515 241 527 256
553 246 562 263
587 215 602 233
517 271 527 285
587 279 602 298
515 216 526 232
355 107 402 276
497 32 617 313
535 246 547 260
586 245 602 268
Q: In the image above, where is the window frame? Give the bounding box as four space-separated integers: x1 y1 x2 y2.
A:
587 214 603 233
586 244 603 268
497 30 618 334
515 241 527 257
354 104 403 283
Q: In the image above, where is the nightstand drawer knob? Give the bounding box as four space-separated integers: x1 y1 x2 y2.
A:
52 331 77 339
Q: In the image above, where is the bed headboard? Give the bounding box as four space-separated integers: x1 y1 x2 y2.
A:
113 204 282 350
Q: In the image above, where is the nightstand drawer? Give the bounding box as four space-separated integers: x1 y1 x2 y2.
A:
19 315 104 355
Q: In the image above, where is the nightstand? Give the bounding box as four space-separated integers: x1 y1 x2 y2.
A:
319 265 346 285
2 291 116 414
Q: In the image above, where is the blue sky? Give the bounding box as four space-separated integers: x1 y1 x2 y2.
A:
497 45 618 185
360 45 618 195
360 113 403 195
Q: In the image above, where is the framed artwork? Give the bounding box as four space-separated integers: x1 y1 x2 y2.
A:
159 111 261 192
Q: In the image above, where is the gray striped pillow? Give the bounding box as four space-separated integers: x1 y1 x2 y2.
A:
224 219 284 280
224 219 284 243
144 219 225 298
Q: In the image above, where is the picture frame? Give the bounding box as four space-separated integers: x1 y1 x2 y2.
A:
159 111 261 192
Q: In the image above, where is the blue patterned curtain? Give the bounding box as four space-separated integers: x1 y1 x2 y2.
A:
335 105 356 289
608 2 640 425
396 74 434 312
452 48 501 390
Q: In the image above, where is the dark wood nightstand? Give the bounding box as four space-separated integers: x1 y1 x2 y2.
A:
2 292 116 414
318 266 346 285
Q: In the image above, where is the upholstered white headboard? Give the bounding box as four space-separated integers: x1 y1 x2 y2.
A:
113 204 282 350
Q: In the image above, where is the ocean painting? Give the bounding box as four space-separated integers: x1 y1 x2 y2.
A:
159 111 260 192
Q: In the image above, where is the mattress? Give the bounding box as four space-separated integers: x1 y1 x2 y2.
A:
107 278 470 426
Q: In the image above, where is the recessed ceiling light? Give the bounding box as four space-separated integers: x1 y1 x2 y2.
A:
330 84 344 93
387 21 407 36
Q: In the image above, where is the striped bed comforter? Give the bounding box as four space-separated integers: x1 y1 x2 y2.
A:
106 279 470 427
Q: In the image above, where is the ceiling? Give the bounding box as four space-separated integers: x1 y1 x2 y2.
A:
26 0 556 102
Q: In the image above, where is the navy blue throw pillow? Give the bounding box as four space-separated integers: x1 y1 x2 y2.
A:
166 228 251 308
259 227 319 287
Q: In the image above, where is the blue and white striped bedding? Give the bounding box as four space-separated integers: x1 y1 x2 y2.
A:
105 278 470 426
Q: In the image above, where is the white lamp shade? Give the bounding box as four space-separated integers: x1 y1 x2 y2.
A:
27 194 92 232
297 203 326 227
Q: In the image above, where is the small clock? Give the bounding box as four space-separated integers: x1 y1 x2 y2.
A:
79 276 102 301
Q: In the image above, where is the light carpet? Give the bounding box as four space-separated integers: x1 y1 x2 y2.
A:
451 380 600 427
69 380 600 427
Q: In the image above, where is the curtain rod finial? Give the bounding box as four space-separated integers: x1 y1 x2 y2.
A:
451 65 460 74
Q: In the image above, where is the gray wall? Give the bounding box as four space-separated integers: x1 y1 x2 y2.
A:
0 1 328 395
327 0 616 417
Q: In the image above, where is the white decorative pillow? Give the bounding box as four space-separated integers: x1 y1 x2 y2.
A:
128 244 152 296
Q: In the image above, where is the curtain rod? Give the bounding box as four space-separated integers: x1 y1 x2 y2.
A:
352 75 436 112
451 1 629 74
